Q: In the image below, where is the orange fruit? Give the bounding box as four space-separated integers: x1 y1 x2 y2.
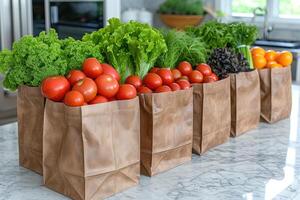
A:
266 61 282 68
253 54 267 69
264 50 277 61
251 47 265 56
276 51 293 66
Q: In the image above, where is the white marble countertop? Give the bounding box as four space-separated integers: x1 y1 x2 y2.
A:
1 86 300 200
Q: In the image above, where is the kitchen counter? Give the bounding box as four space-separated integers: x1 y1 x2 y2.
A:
1 86 300 200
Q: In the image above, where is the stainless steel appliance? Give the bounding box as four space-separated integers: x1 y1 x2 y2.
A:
0 0 120 49
42 0 120 39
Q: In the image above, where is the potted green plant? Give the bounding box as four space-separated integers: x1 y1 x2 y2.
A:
158 0 204 29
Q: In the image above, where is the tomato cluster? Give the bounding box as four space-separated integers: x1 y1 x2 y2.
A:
41 58 136 107
133 61 219 94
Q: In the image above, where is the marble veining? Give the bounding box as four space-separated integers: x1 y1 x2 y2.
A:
0 85 300 200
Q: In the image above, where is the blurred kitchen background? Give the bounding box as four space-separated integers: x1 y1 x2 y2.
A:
0 0 300 124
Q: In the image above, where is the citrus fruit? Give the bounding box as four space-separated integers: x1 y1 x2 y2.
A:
276 51 293 66
253 54 267 69
251 47 265 56
264 50 277 61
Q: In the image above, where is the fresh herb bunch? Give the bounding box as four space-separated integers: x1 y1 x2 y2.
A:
158 0 204 15
83 18 167 80
0 29 103 91
207 47 251 79
229 22 259 47
155 29 207 68
186 21 258 53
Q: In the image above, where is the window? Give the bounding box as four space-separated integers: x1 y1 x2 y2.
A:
279 0 300 18
231 0 267 16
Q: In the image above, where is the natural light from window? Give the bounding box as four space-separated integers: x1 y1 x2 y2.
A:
232 0 266 16
279 0 300 18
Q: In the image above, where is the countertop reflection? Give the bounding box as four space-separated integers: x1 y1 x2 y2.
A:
0 86 299 200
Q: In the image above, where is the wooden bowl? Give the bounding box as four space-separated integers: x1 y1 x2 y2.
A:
160 14 203 29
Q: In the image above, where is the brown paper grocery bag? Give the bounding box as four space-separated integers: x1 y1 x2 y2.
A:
230 70 260 137
193 77 231 155
17 86 45 175
139 89 193 177
43 98 140 200
259 67 292 123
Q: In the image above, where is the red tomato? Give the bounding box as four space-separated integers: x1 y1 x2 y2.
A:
203 76 216 83
101 63 120 82
66 70 86 86
108 96 116 101
171 69 182 80
177 61 192 75
82 58 103 79
72 78 97 102
157 68 174 85
176 79 191 90
196 63 212 76
189 70 203 83
41 76 70 102
95 74 119 98
180 76 189 81
168 83 181 91
210 73 219 81
138 86 152 94
155 85 171 93
89 95 108 104
149 67 160 73
143 73 163 90
116 84 137 100
125 75 142 89
63 91 85 107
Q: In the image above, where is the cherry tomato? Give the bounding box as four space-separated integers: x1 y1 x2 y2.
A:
157 68 174 85
125 75 142 89
168 83 181 91
108 97 116 101
155 85 171 93
63 91 85 107
72 77 97 102
203 76 216 83
176 79 191 90
210 73 219 81
95 74 119 98
143 73 163 90
116 84 137 100
82 58 103 79
180 76 189 81
171 69 182 80
66 70 86 86
41 76 70 102
203 73 219 83
101 63 120 82
177 61 192 75
89 95 108 104
196 63 212 76
149 67 160 73
189 70 203 83
138 86 152 94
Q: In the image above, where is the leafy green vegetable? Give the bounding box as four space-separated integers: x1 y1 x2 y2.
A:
0 49 13 74
186 21 258 53
2 30 67 90
156 29 207 68
186 21 234 51
158 0 204 15
62 37 104 72
228 22 259 47
83 18 167 80
0 29 103 91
